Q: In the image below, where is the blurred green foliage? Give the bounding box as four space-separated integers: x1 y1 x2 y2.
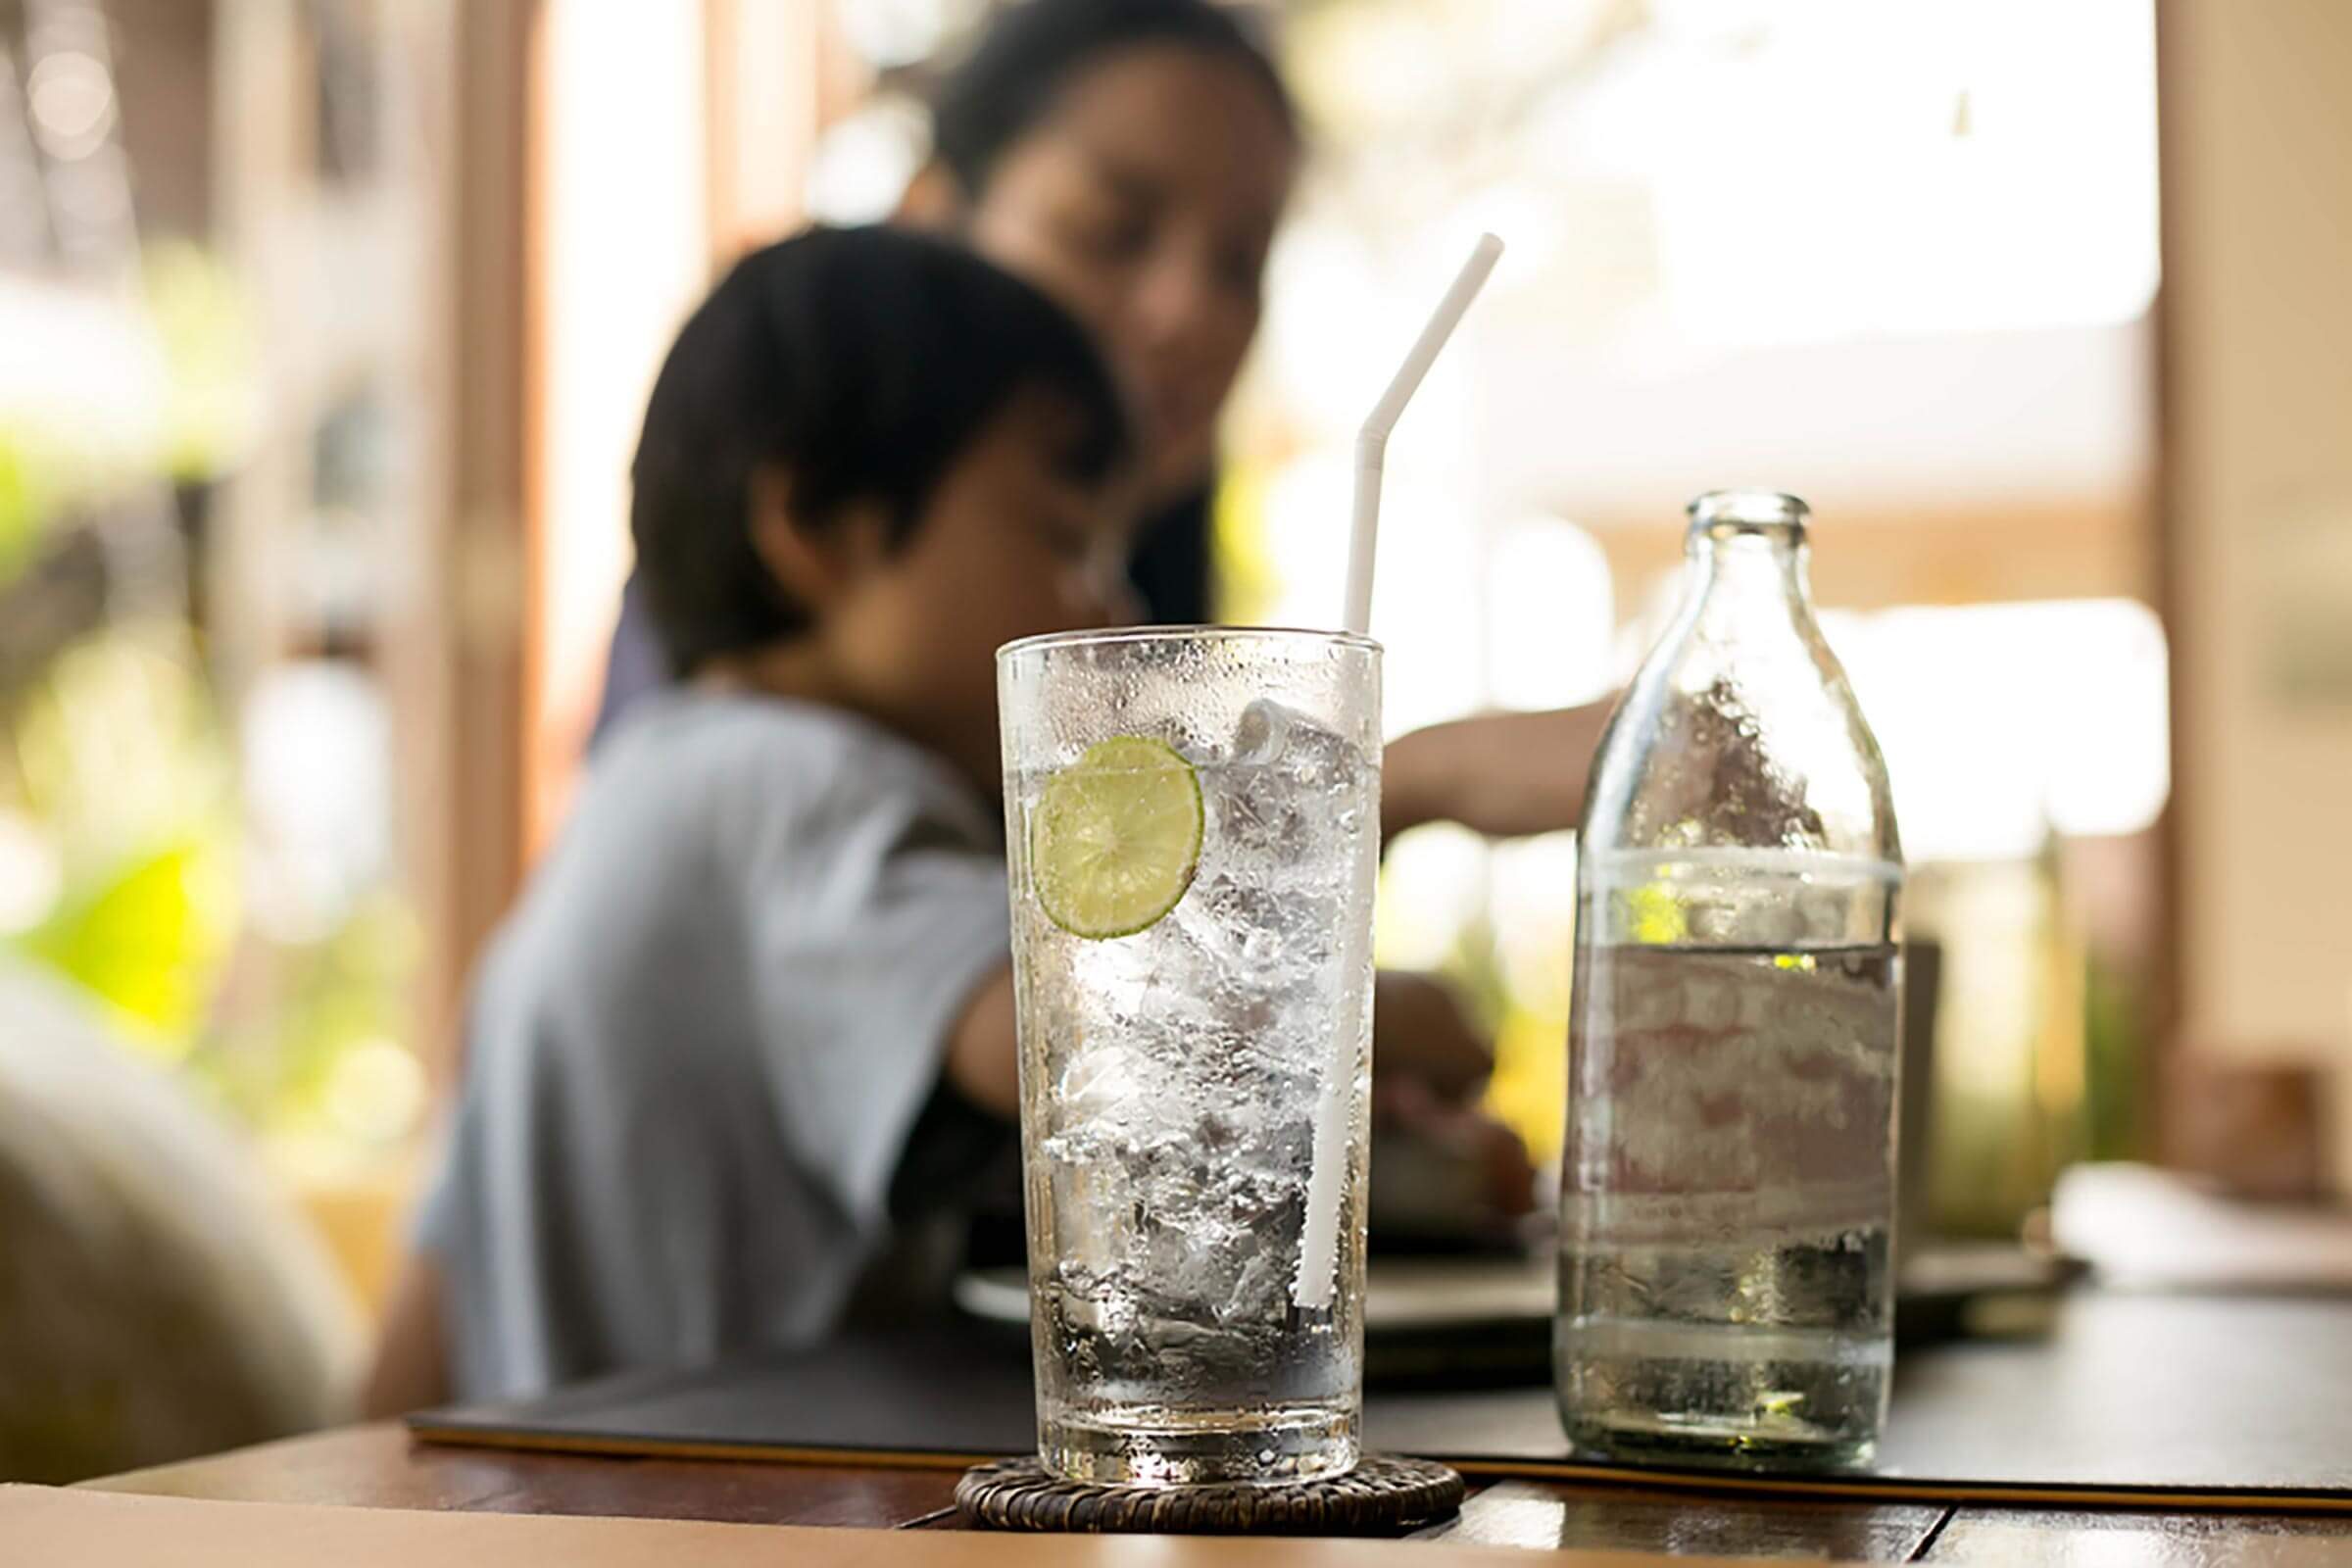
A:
195 890 421 1139
20 839 229 1048
143 241 256 484
0 438 37 583
5 631 239 1071
0 244 417 1150
2083 949 2149 1163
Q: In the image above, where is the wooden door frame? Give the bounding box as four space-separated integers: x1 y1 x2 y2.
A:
401 0 537 1089
2150 0 2188 1141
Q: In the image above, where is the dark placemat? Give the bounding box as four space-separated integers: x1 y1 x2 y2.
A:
956 1455 1463 1534
411 1294 2352 1510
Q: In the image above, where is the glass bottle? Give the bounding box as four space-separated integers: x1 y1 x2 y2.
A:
1555 490 1903 1469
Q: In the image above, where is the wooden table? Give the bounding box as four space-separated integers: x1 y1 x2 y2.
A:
77 1423 2352 1563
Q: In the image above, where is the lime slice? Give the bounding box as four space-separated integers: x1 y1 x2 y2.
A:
1031 735 1203 939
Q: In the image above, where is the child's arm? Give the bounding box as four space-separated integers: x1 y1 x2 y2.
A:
942 701 1600 1209
947 695 1615 1126
1384 700 1615 845
362 1253 452 1417
943 965 1493 1119
944 964 1024 1118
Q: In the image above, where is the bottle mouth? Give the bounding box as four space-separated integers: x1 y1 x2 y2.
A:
1688 489 1809 542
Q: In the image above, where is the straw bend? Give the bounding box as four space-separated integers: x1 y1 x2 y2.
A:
1339 232 1503 639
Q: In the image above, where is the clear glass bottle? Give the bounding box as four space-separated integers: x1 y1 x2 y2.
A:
1555 490 1903 1469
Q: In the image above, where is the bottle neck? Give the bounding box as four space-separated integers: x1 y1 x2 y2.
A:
1685 523 1814 634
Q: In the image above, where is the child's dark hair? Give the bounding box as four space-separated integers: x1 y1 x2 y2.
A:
933 0 1296 197
630 225 1130 674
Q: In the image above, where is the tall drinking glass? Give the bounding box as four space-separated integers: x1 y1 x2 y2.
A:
998 627 1382 1487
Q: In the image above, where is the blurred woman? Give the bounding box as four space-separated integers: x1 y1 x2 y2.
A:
903 0 1296 621
595 0 1296 729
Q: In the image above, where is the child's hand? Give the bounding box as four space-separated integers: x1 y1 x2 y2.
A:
1368 971 1535 1221
1372 1074 1540 1225
1384 701 1615 843
1371 970 1494 1102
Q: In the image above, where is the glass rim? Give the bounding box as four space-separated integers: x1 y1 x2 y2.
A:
997 623 1383 662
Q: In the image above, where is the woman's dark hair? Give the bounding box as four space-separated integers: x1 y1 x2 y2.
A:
932 0 1296 196
630 224 1130 675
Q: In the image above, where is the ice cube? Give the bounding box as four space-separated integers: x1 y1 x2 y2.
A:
1180 871 1339 995
1223 1244 1287 1327
1230 699 1362 788
1046 1135 1139 1292
1055 1041 1153 1124
1211 701 1368 867
1231 698 1298 768
1123 1127 1313 1333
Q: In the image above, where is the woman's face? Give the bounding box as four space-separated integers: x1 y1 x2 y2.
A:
955 46 1298 503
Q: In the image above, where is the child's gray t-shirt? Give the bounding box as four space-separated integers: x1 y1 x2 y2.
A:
418 690 1011 1400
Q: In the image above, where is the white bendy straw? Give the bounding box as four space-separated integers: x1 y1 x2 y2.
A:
1297 233 1504 1315
1341 231 1504 637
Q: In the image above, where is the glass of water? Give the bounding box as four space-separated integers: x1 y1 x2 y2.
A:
997 626 1382 1487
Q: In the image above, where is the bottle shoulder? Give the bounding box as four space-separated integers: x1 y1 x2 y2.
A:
1582 638 1902 864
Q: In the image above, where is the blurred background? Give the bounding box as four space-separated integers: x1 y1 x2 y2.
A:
1 0 2346 1481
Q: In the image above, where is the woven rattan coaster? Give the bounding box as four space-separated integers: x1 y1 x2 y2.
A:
955 1453 1464 1535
